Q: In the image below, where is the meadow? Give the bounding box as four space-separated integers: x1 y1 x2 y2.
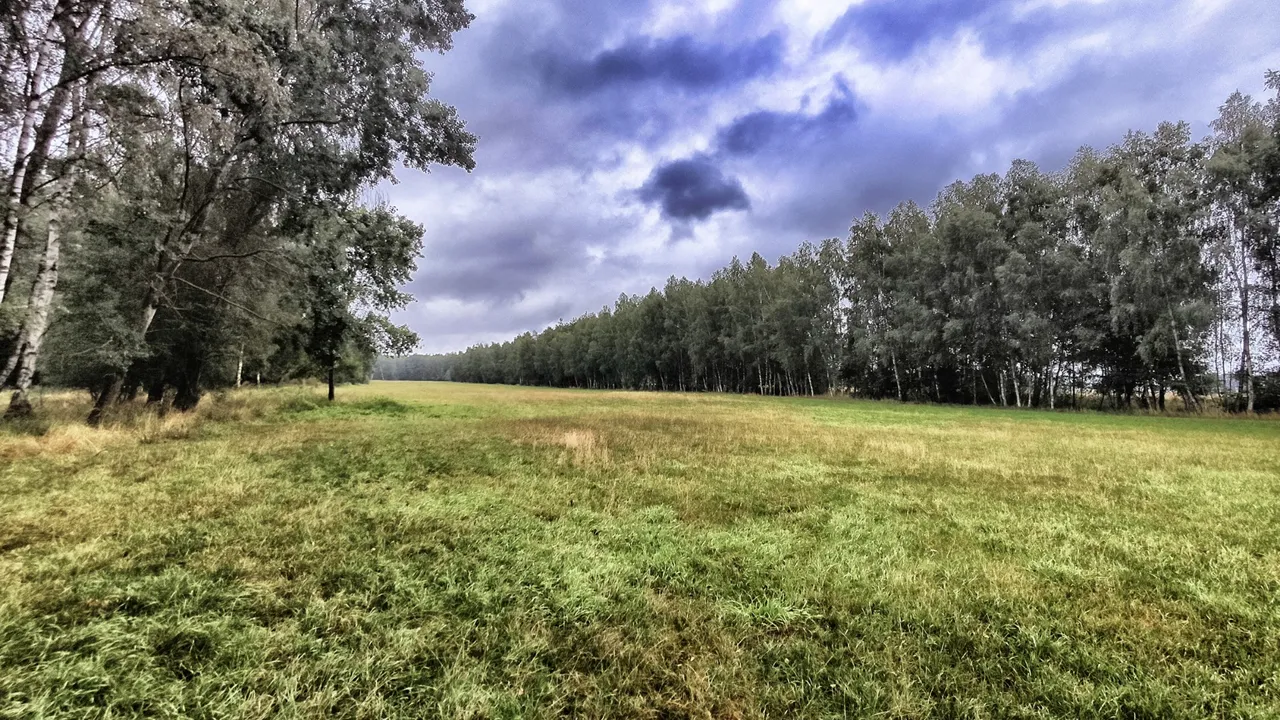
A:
1 381 1278 719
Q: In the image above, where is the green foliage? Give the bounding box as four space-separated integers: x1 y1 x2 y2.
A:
1 0 474 417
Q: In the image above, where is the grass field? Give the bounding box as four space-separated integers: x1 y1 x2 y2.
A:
1 382 1278 719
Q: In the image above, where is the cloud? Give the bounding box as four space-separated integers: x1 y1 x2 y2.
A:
716 82 860 156
540 32 785 96
820 0 994 61
411 232 560 304
375 0 1280 353
638 156 752 221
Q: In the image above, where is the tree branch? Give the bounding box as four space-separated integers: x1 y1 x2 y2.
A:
172 276 279 324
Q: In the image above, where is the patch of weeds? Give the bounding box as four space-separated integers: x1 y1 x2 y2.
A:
278 395 418 419
0 415 52 437
152 626 216 680
279 395 325 414
345 397 414 415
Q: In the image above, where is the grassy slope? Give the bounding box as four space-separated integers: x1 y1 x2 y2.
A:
1 382 1278 719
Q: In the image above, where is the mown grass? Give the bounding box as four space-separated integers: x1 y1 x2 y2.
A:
1 382 1278 719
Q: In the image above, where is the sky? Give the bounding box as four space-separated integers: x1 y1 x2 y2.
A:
381 0 1280 354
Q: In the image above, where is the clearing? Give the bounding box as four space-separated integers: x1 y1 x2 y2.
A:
1 382 1278 718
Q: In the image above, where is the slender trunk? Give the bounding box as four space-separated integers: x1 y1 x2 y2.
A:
0 20 61 305
327 365 335 401
1240 232 1254 413
1167 306 1198 411
3 187 65 417
1048 363 1056 410
980 370 997 405
1064 361 1075 407
19 52 77 206
1012 364 1022 408
891 350 902 401
999 370 1008 407
1216 294 1227 401
236 343 244 388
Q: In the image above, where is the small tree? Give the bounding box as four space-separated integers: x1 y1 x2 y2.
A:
302 205 422 401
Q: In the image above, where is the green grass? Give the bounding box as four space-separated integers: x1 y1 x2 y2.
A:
1 382 1278 719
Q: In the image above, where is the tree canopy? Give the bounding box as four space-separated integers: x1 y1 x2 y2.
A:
1 0 475 420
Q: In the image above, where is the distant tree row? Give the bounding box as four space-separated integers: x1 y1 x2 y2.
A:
382 76 1280 411
1 0 474 421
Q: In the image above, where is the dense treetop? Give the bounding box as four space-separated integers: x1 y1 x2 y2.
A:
1 0 475 420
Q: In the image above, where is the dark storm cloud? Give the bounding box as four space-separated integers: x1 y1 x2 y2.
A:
541 32 785 96
820 0 993 60
819 0 1148 62
716 83 861 156
430 6 783 174
638 156 752 221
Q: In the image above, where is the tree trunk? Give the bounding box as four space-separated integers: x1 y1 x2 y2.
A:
891 350 902 401
145 378 166 406
174 379 202 411
0 20 62 304
4 200 61 418
328 365 336 401
980 370 997 405
1239 234 1254 412
236 343 244 388
1167 306 1199 411
1048 364 1057 410
0 19 61 305
87 374 124 426
1011 364 1022 408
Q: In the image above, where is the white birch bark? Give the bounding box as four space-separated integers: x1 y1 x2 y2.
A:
0 20 61 306
4 207 61 415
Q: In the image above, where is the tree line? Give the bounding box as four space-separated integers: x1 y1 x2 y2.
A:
1 0 475 422
382 76 1280 412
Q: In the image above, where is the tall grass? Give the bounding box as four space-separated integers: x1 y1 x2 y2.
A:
1 382 1277 718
